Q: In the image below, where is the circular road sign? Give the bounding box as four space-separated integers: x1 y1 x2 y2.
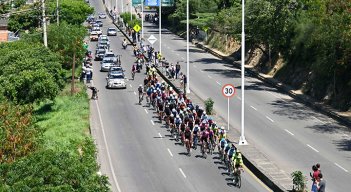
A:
222 84 236 98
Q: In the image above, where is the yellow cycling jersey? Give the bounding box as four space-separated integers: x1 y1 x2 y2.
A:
219 133 227 140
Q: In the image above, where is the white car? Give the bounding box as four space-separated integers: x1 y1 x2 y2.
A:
107 28 117 36
100 58 115 71
99 13 106 19
98 35 109 42
106 73 127 89
91 27 102 36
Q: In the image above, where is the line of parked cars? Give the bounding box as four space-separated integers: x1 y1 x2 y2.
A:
87 14 127 89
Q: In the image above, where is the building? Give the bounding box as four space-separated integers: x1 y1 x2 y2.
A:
0 18 8 42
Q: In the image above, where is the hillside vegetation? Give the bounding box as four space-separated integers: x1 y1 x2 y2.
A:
163 0 351 111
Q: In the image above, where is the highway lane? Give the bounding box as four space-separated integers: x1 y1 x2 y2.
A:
89 0 272 191
139 20 351 191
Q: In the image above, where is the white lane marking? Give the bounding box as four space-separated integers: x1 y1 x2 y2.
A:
176 53 180 56
335 163 349 172
133 91 136 95
200 70 204 73
216 81 222 86
150 120 155 125
179 168 187 178
181 57 185 59
266 116 274 122
307 144 319 153
158 132 163 138
144 109 148 114
284 129 294 136
237 96 242 100
250 106 257 111
92 82 122 192
167 148 173 157
193 65 197 68
207 75 212 79
343 134 349 137
129 84 132 88
313 116 324 123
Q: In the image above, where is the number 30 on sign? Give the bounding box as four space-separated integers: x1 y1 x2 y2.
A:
222 84 236 98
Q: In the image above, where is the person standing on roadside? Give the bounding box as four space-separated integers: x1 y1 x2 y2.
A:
316 173 326 192
175 62 181 79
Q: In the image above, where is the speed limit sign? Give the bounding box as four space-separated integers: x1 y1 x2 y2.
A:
222 84 236 98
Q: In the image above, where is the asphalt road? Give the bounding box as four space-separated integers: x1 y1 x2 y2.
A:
131 12 351 192
89 0 272 191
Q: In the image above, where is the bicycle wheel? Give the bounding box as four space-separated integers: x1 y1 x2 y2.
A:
237 175 241 188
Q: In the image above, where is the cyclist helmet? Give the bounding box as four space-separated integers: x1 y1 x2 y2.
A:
176 114 180 118
170 114 174 117
139 84 142 87
221 126 225 130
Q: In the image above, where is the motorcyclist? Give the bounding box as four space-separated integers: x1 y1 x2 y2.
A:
122 39 128 49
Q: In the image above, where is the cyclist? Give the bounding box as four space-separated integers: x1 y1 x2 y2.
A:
219 135 227 159
122 39 128 49
193 124 200 149
227 144 236 172
184 127 192 154
138 84 143 104
232 150 244 177
200 127 209 155
131 64 136 79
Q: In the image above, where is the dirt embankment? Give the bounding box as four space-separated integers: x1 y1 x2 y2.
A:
204 31 351 113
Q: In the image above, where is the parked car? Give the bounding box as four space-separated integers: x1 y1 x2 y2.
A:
99 13 106 19
95 20 103 27
107 27 117 36
100 58 115 72
90 31 98 41
106 73 127 89
95 48 106 61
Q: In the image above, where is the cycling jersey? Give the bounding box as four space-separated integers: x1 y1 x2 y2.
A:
184 130 191 139
174 117 182 125
193 126 199 135
228 147 236 158
220 138 227 148
224 144 231 153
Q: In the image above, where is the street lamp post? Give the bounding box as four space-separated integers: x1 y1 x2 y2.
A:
141 0 144 38
159 0 161 54
130 1 132 21
186 0 189 93
239 0 248 145
41 0 47 47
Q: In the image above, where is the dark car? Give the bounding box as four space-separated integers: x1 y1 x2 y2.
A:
95 20 103 27
95 48 106 61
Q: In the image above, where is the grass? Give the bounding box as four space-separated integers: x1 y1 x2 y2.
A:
35 82 90 151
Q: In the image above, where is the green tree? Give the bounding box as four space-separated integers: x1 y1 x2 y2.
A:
0 138 110 191
0 41 65 104
7 3 41 32
47 22 87 69
48 0 94 25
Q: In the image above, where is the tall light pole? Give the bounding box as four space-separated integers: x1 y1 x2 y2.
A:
42 0 47 47
121 0 124 12
239 0 248 145
130 1 132 21
186 0 189 93
141 0 144 38
159 0 161 54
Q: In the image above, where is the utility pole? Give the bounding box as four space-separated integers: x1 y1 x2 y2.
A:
42 0 47 47
56 0 59 25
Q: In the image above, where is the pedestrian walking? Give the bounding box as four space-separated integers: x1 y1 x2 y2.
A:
175 62 181 79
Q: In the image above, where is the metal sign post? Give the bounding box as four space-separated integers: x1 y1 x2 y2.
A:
222 84 236 131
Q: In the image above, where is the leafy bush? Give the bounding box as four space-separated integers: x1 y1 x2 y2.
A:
204 98 214 115
0 41 65 104
0 138 110 191
291 170 306 192
0 102 42 164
